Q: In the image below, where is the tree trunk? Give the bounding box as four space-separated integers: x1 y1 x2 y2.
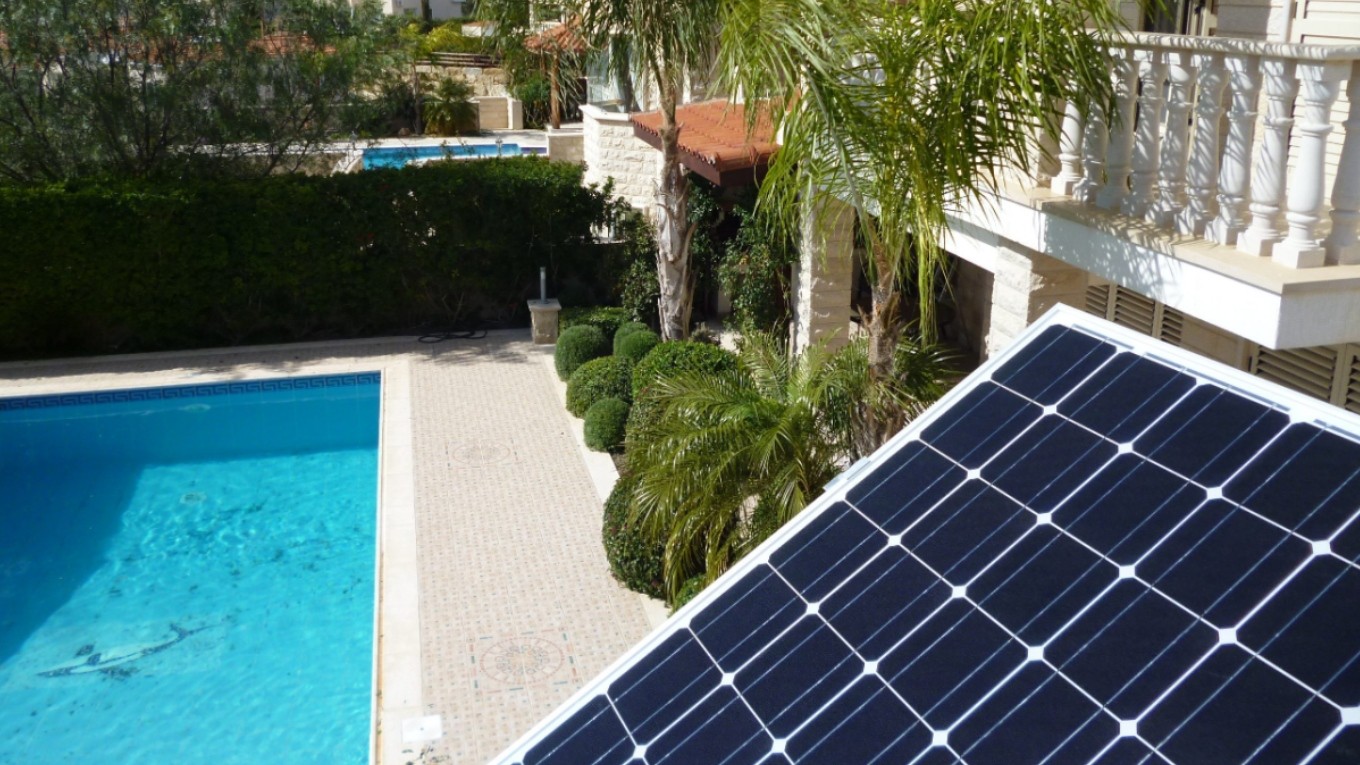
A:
549 56 561 130
863 240 904 448
654 80 694 340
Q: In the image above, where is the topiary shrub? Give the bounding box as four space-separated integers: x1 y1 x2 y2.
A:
602 474 666 600
554 324 609 381
613 321 650 353
631 341 739 398
615 329 660 364
560 306 630 338
583 397 630 452
566 355 633 416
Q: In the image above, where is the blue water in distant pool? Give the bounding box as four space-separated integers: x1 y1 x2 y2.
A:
0 375 380 764
363 142 546 169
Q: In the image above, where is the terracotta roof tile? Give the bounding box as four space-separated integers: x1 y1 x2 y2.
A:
630 100 778 185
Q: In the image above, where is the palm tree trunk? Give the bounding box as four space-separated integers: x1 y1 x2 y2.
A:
863 240 904 448
549 56 562 130
654 80 694 340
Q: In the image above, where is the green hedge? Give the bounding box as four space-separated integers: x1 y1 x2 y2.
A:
631 341 739 399
561 306 630 338
566 356 632 417
0 159 615 359
583 397 630 452
602 474 666 600
555 325 610 381
615 329 660 365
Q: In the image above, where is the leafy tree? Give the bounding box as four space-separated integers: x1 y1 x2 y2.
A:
625 330 951 596
718 0 1123 445
0 0 389 183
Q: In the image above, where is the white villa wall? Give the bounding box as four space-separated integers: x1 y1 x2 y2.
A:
581 104 656 211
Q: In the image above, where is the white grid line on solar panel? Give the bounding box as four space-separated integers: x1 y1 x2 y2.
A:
497 308 1360 765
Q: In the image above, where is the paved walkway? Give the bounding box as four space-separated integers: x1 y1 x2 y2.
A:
0 332 654 765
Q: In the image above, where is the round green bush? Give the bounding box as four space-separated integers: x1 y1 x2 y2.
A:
631 340 739 399
615 329 660 364
554 324 609 381
566 355 633 416
602 474 666 600
583 397 630 452
613 321 651 353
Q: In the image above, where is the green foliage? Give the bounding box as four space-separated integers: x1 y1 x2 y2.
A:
0 159 614 358
566 356 633 417
412 21 491 58
423 77 479 136
613 322 651 352
630 341 738 399
669 575 708 612
602 474 666 600
0 0 389 183
612 210 661 326
583 397 630 452
561 306 630 338
554 325 610 381
615 329 660 365
625 332 954 596
718 206 798 334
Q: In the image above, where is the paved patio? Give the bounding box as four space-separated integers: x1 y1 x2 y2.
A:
0 331 655 765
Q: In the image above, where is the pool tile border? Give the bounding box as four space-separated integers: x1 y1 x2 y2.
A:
0 372 381 411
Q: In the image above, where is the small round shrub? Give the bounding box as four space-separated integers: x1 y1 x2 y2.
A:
631 340 739 398
566 356 633 416
561 306 630 338
554 324 609 381
583 397 630 452
616 329 660 364
613 321 651 353
669 574 708 612
602 474 666 600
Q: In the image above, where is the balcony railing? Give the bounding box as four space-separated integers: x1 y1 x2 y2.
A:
1050 32 1360 269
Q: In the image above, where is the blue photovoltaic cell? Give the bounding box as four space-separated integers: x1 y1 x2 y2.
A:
497 315 1360 765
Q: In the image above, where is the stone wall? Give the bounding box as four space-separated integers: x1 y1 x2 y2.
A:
547 128 584 165
581 104 656 211
475 97 523 131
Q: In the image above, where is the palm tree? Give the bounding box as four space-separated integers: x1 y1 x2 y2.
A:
625 330 952 597
423 76 478 135
719 0 1125 443
573 0 724 340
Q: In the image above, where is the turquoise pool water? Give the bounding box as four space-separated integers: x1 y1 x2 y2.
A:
363 142 545 169
0 375 380 764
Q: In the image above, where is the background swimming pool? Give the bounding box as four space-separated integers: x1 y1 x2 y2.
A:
363 142 546 169
0 375 380 764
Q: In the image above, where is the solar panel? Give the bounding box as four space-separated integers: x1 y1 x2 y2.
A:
493 305 1360 765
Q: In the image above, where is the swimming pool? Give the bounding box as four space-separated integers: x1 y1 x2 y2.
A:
0 374 380 764
363 143 546 169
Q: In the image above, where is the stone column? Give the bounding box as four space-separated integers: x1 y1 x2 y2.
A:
985 244 1090 358
792 197 856 354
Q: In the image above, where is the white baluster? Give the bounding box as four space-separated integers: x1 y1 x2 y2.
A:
1207 54 1262 246
1073 88 1110 206
1098 48 1140 210
1150 51 1196 228
1275 61 1348 268
1238 58 1299 258
1325 62 1360 266
1051 96 1085 195
1123 48 1169 217
1177 53 1227 236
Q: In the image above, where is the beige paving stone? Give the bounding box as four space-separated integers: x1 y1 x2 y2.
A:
0 331 653 765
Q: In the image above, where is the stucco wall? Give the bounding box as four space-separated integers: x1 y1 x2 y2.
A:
581 104 657 211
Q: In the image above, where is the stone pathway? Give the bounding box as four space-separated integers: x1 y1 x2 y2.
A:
0 332 654 765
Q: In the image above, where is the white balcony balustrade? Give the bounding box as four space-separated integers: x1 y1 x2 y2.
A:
1052 33 1360 268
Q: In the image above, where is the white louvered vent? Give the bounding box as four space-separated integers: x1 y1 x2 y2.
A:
1346 348 1360 415
1252 346 1340 402
1084 283 1112 319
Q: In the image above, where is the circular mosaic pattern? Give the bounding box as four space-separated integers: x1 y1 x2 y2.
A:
450 442 512 466
480 637 563 685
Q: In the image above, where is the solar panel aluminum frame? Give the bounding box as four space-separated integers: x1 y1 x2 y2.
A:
490 303 1360 764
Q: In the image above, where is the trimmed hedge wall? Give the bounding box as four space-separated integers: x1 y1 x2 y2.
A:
0 159 616 359
602 473 666 600
566 355 632 416
583 397 629 452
